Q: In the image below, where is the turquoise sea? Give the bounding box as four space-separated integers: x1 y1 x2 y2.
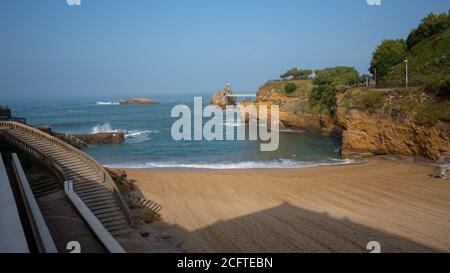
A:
3 95 350 169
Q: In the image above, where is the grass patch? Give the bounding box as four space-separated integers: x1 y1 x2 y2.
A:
341 88 385 112
414 100 450 127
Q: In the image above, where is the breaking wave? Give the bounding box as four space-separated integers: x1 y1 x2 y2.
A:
105 158 356 169
125 130 159 143
90 123 157 143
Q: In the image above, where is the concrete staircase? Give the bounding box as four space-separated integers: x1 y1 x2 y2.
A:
28 175 60 198
0 121 131 236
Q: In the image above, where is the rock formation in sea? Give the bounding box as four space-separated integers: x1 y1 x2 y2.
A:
211 85 236 109
119 98 156 105
36 125 124 147
72 132 125 145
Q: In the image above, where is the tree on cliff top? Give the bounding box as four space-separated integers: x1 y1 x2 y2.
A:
369 39 406 80
280 68 313 80
406 11 450 50
313 66 360 86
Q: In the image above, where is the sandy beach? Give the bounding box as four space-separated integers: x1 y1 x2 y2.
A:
126 158 450 253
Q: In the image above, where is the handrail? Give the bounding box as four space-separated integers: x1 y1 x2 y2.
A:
0 121 133 226
12 153 58 253
0 128 67 184
63 133 91 148
64 181 126 253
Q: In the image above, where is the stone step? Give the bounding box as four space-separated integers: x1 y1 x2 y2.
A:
84 196 117 206
97 214 126 223
92 206 121 215
31 180 59 192
102 219 127 228
76 187 106 196
88 202 118 211
74 182 105 192
78 190 113 199
97 210 124 220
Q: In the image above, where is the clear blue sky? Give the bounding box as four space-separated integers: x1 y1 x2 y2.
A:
0 0 448 98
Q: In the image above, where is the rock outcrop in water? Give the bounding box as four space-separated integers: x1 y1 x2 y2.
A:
72 132 125 145
211 85 236 109
119 98 156 105
241 80 450 160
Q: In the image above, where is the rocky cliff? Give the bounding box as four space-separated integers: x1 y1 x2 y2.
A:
245 80 341 136
336 87 450 160
211 85 236 109
243 80 450 160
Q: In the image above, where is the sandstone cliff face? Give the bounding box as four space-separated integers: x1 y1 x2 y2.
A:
244 80 340 136
245 80 450 160
335 89 450 160
210 86 236 109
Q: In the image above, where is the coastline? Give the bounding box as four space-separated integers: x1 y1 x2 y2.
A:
125 157 450 253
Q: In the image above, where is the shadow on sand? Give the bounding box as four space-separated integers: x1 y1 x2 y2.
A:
145 202 438 253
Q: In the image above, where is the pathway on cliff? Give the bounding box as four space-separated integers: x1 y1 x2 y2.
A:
0 121 131 236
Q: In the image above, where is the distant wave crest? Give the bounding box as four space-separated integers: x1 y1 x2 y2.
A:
105 158 356 169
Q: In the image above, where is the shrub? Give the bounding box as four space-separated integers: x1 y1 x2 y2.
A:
309 84 336 112
359 90 385 111
341 89 385 112
426 76 450 99
414 101 450 127
284 82 298 94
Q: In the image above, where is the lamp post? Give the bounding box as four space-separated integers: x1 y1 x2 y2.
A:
404 59 409 87
374 68 377 87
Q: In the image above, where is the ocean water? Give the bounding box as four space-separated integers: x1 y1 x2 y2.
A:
4 95 350 169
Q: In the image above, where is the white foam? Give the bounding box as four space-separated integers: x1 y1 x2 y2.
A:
105 158 356 170
125 130 159 143
91 122 118 134
90 123 158 143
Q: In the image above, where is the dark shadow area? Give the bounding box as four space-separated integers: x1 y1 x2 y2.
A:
146 202 438 253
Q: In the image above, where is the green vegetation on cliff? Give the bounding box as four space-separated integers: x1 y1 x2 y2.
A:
340 88 385 113
280 68 313 80
369 39 407 80
374 11 450 88
284 82 298 94
340 87 450 127
313 67 360 86
259 80 314 97
406 11 450 50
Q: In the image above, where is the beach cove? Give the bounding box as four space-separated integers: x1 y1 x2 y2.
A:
128 158 450 253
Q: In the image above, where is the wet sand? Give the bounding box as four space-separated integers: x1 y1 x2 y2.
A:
126 158 450 253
